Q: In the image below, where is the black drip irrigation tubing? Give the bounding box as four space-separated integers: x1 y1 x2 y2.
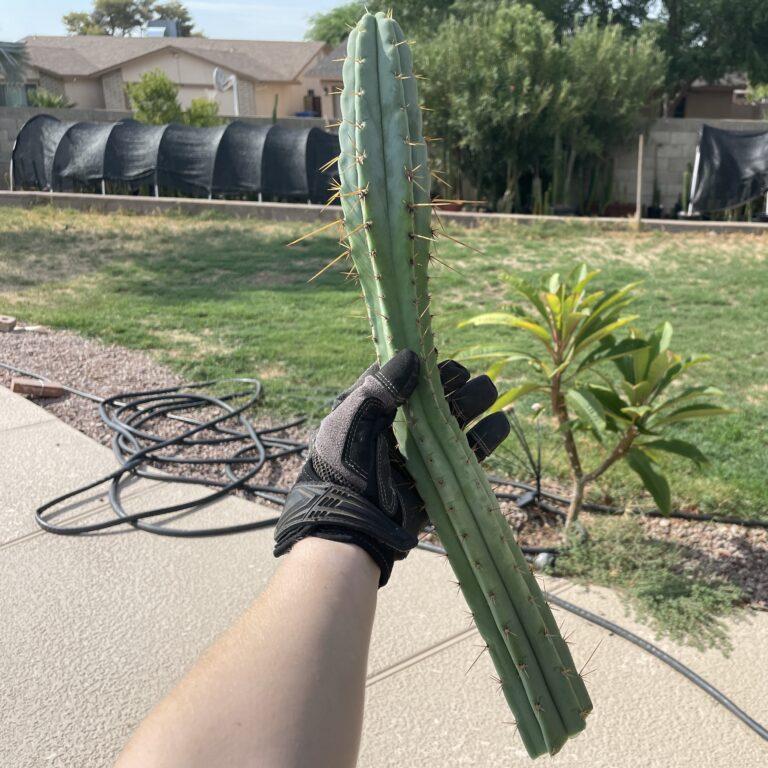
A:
489 476 768 530
2 359 767 744
418 540 768 743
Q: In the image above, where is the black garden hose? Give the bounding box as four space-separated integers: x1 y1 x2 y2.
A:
1 362 296 536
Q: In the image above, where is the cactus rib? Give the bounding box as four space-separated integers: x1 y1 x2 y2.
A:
338 12 592 758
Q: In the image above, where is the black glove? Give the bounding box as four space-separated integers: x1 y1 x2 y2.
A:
274 349 510 586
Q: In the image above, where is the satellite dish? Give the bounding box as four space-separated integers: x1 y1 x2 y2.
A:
213 67 239 116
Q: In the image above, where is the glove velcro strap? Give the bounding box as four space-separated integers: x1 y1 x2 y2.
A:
273 482 418 586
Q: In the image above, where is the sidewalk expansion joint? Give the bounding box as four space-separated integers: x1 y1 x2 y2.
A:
366 627 477 688
0 482 160 553
0 415 58 435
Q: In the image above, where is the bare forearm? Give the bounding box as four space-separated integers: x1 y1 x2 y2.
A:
116 538 379 768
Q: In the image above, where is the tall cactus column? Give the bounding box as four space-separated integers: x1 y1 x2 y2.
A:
336 12 592 758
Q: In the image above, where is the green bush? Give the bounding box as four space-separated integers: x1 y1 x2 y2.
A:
27 88 74 109
126 69 183 125
184 97 221 127
746 83 768 119
419 5 665 210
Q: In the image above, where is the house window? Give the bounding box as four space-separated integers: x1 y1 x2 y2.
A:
302 89 322 116
0 83 28 107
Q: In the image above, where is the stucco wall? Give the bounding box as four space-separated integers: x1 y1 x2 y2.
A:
63 78 104 109
684 91 762 120
120 49 214 86
257 82 316 118
611 117 768 213
26 46 331 119
318 81 342 121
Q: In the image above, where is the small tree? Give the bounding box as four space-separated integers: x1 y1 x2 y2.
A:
420 3 563 209
153 1 197 36
126 69 183 125
305 1 364 45
461 265 729 528
557 20 665 207
184 97 220 126
63 0 197 36
64 0 154 35
63 10 111 35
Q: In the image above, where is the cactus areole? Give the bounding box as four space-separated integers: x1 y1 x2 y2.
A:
337 12 592 757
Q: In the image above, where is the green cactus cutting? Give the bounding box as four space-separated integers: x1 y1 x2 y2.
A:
335 11 592 757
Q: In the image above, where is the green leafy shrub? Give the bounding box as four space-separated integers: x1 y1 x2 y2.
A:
184 97 221 127
419 7 665 210
27 87 74 109
461 265 729 526
126 69 183 125
557 517 742 652
746 83 768 119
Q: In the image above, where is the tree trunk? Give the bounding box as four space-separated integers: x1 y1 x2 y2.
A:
566 479 584 530
551 374 584 529
498 158 518 213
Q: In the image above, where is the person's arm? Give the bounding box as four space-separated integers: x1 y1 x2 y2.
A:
116 351 509 768
115 536 378 768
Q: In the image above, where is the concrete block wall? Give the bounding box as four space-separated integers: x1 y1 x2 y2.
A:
0 107 329 189
611 117 768 214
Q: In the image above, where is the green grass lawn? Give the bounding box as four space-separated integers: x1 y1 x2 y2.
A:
2 205 767 520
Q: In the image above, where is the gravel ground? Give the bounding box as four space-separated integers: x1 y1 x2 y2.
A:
0 324 307 502
2 324 765 608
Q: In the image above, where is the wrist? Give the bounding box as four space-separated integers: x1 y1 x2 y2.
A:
290 536 381 584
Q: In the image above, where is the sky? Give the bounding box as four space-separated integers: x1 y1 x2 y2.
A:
0 0 343 41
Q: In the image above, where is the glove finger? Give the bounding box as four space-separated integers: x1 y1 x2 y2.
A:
438 359 470 397
312 350 419 499
390 463 429 535
466 412 510 461
368 349 421 410
449 375 498 428
333 361 380 409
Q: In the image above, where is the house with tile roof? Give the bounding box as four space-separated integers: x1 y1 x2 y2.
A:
10 35 333 118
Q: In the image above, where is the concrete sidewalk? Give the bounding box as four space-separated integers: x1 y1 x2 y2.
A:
1 385 765 767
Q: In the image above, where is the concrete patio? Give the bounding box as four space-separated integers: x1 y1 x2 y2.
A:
1 384 766 767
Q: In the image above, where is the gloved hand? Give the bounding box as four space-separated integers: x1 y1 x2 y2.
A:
274 349 510 586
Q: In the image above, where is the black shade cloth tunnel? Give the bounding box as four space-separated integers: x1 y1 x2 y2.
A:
689 124 768 214
10 114 340 202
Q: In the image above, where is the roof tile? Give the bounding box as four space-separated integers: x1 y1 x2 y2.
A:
22 35 327 83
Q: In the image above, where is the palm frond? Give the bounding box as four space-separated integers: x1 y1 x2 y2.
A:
0 42 28 85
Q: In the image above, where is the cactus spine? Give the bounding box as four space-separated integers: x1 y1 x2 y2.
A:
337 12 592 757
